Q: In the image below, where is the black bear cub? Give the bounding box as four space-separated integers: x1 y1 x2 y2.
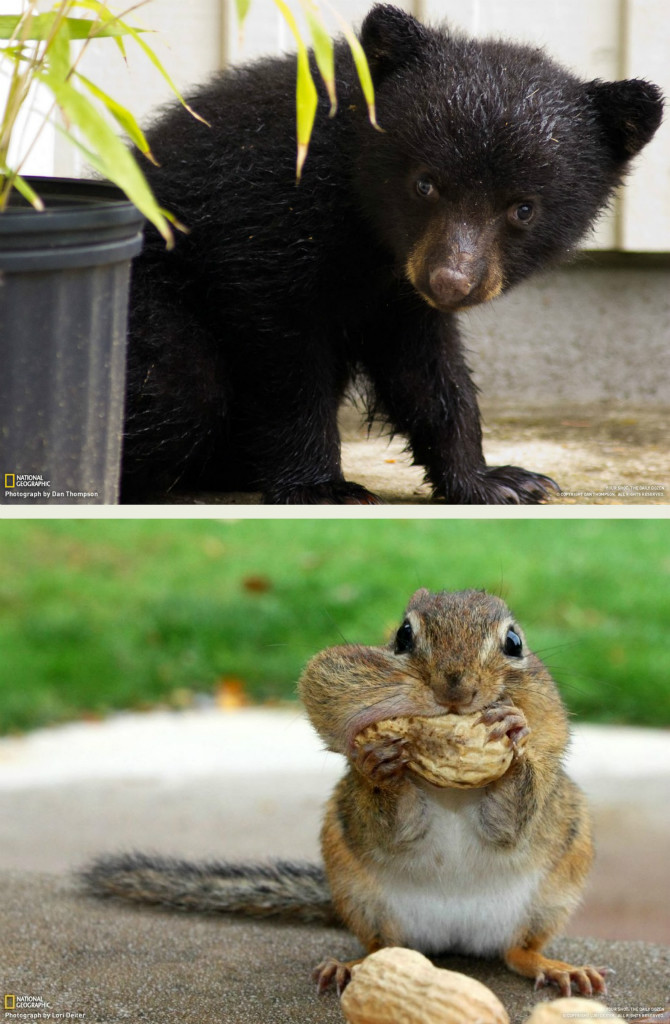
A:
122 4 662 504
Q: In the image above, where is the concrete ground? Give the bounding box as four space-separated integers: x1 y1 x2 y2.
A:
1 708 669 1022
342 402 670 506
167 401 669 505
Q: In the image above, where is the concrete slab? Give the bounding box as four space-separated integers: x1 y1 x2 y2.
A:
1 709 669 1023
2 875 669 1024
162 403 669 505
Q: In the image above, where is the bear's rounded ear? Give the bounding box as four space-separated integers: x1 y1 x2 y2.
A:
360 4 431 84
586 78 664 161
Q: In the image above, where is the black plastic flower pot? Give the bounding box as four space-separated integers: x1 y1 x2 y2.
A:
0 177 144 505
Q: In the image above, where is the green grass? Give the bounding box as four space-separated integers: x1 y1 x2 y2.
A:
0 519 668 733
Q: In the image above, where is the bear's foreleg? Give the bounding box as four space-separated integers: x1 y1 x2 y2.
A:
363 311 558 505
229 336 382 505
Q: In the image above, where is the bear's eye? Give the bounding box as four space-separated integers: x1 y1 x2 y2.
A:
416 177 438 199
394 619 414 654
508 201 535 226
503 628 523 657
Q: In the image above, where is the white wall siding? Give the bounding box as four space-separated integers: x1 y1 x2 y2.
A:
619 0 670 251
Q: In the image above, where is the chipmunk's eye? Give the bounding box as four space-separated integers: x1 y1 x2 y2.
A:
394 619 414 654
504 628 523 657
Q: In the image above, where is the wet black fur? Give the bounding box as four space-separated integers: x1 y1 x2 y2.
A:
121 4 663 504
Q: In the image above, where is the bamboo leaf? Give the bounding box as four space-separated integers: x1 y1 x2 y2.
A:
40 71 173 245
158 205 188 233
322 1 377 128
303 4 336 116
272 0 318 179
0 165 45 210
0 14 138 41
294 48 317 178
114 34 127 60
234 0 251 26
74 71 157 162
0 43 27 62
59 128 184 230
44 15 71 83
340 29 377 126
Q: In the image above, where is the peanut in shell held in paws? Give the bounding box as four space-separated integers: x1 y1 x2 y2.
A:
340 947 509 1024
354 711 523 789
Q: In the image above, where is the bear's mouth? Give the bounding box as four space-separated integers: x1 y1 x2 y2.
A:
404 217 505 312
415 279 503 313
405 248 504 312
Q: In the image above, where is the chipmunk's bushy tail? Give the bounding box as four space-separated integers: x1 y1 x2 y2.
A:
79 853 339 924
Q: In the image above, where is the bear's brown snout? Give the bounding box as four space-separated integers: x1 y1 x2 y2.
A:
428 266 474 306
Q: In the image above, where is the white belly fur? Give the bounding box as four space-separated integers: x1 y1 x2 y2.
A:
373 787 541 956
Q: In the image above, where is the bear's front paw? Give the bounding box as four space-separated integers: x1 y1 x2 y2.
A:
440 465 559 504
478 465 559 504
266 480 383 504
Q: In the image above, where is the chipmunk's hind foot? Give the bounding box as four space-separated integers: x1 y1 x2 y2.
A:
506 945 612 997
313 956 366 995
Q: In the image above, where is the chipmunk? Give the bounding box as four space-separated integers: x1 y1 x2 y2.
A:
81 589 607 998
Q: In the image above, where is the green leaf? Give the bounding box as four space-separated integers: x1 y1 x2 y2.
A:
0 43 27 62
272 0 318 179
294 47 318 178
0 14 139 41
0 166 45 211
322 2 377 128
158 205 188 233
44 14 71 83
234 0 251 25
74 71 157 163
40 70 173 245
303 5 336 116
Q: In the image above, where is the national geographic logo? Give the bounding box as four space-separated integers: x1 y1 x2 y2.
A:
2 991 86 1018
3 473 50 489
3 472 98 502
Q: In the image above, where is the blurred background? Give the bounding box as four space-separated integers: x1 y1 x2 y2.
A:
1 517 669 733
0 516 668 948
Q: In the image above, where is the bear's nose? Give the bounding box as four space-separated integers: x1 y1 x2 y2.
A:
429 267 473 307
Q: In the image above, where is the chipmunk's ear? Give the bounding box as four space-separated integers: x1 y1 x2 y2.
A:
407 587 430 608
585 78 663 160
360 4 431 84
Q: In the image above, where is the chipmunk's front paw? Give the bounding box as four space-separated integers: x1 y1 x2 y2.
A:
534 963 613 997
479 702 530 751
351 735 410 786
